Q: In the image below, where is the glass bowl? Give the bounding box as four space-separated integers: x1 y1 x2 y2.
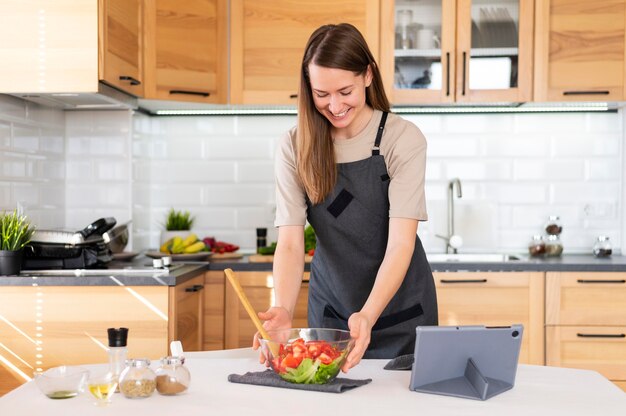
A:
259 328 354 384
34 366 89 399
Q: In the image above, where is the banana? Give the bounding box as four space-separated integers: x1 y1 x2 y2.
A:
170 236 185 254
160 238 173 253
182 233 198 248
183 241 205 254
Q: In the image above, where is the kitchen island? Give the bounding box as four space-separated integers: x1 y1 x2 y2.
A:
0 348 624 415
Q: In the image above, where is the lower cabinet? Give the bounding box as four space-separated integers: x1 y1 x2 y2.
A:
223 271 309 349
168 274 205 352
0 285 169 396
434 272 545 365
546 272 626 392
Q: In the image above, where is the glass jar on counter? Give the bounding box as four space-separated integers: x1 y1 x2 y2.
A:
593 236 613 258
119 358 156 399
545 215 563 235
528 235 546 257
545 234 563 257
155 356 190 395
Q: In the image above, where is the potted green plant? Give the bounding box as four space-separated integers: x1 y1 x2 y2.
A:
0 210 35 276
160 208 195 246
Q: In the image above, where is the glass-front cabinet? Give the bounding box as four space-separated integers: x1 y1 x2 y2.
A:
380 0 534 104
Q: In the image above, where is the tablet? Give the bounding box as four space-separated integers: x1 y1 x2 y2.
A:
409 325 523 400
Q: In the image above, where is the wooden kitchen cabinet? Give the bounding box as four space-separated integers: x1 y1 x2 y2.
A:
545 272 626 391
0 285 169 397
534 0 626 102
380 0 534 104
229 0 380 105
143 0 228 104
0 0 142 97
99 0 144 96
168 274 205 352
434 272 545 365
224 271 309 348
203 271 225 350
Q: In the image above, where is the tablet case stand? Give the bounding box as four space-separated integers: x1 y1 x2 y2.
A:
409 325 523 401
413 357 512 400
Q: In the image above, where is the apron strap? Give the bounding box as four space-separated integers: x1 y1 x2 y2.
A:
372 111 388 156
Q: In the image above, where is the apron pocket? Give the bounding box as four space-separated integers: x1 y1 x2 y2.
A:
372 303 423 332
322 304 349 331
326 188 384 245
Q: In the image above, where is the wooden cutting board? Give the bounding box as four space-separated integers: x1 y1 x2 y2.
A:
248 254 313 263
210 252 244 260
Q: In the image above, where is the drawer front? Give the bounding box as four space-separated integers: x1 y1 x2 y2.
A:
546 326 626 380
434 272 544 365
546 272 626 325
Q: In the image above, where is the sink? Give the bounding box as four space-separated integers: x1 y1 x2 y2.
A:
426 253 523 263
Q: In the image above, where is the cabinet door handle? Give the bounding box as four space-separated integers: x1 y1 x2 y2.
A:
119 76 141 86
170 90 210 97
289 94 298 99
445 52 450 96
440 279 487 284
577 279 626 284
576 333 625 338
461 51 467 96
563 90 609 96
185 284 204 292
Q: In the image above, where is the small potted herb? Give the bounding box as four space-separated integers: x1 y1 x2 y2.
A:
0 210 35 275
160 209 195 246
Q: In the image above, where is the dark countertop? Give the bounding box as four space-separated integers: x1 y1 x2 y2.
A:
208 254 626 273
0 260 210 287
2 254 625 287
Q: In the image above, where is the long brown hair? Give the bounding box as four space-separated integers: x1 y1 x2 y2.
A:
296 23 390 204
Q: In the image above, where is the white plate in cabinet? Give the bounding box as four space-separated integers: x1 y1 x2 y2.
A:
546 272 626 326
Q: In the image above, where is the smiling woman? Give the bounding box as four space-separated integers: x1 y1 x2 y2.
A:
257 23 438 367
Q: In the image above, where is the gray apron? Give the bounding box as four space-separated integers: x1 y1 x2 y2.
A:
306 112 438 359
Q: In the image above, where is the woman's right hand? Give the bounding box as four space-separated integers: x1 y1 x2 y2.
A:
252 306 292 364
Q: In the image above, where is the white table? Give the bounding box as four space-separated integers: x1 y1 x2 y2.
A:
1 348 624 415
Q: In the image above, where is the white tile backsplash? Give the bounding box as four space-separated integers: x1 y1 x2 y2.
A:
0 93 623 254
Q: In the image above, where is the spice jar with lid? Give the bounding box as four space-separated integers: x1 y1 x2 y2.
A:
119 358 156 399
155 356 190 395
593 236 613 258
545 215 563 235
545 234 563 257
528 235 546 257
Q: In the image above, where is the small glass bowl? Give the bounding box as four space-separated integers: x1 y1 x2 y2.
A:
34 366 89 400
259 328 354 385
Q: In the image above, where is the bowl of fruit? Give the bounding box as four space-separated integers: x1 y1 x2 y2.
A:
259 328 354 384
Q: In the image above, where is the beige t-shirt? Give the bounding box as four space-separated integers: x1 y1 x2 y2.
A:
275 110 428 226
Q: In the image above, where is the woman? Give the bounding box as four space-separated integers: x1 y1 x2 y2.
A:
254 23 438 372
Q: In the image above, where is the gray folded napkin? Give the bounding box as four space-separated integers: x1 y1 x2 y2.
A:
383 354 414 371
228 369 372 393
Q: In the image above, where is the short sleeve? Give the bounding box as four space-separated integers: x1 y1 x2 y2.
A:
274 128 308 227
385 120 428 221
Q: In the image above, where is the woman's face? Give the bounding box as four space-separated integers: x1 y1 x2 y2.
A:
308 63 372 139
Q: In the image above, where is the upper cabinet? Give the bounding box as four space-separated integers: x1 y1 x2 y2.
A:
99 0 144 97
0 0 99 93
229 0 380 105
380 0 534 104
143 0 228 104
534 0 626 101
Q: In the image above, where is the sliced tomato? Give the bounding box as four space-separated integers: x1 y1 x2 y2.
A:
318 352 333 365
281 353 302 370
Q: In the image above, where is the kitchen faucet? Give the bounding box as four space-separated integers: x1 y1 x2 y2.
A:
436 178 463 254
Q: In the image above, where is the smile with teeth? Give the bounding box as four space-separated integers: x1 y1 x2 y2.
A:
330 109 349 118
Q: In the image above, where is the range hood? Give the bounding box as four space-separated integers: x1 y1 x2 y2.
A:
10 83 138 111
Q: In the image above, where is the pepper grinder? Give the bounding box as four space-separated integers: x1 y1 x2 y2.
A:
107 327 128 390
256 228 267 253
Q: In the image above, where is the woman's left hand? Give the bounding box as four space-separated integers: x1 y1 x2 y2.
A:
342 312 373 373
